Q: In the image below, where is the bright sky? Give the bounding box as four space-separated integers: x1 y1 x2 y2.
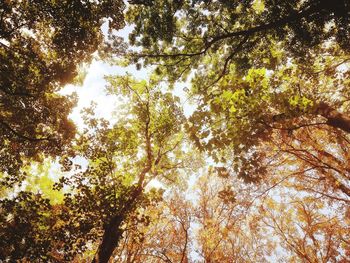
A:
58 24 205 260
53 16 345 262
60 24 195 130
58 22 199 193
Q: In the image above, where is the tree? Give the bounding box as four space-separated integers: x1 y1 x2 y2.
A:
0 76 189 262
2 1 350 262
125 0 350 197
125 0 350 137
261 196 350 262
87 76 187 263
192 172 271 263
106 167 348 263
109 174 263 263
126 0 350 81
112 190 193 263
0 0 125 182
114 168 350 263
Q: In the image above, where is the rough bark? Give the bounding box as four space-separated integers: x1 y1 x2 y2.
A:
315 102 350 133
92 186 143 263
337 181 350 198
92 101 153 263
91 215 125 263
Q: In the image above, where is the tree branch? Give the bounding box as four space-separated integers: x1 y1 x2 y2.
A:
0 120 52 142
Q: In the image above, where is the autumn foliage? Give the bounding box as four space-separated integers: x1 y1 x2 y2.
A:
1 0 350 262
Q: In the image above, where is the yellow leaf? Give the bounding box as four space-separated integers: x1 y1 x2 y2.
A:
252 0 265 14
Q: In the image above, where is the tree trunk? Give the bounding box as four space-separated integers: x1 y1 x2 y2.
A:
92 215 125 263
92 186 144 263
315 102 350 133
337 182 350 198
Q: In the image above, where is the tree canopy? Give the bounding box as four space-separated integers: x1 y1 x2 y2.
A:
0 0 125 183
1 0 350 262
126 0 350 188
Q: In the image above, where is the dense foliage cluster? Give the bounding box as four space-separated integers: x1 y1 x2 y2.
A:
0 0 124 182
1 0 349 262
